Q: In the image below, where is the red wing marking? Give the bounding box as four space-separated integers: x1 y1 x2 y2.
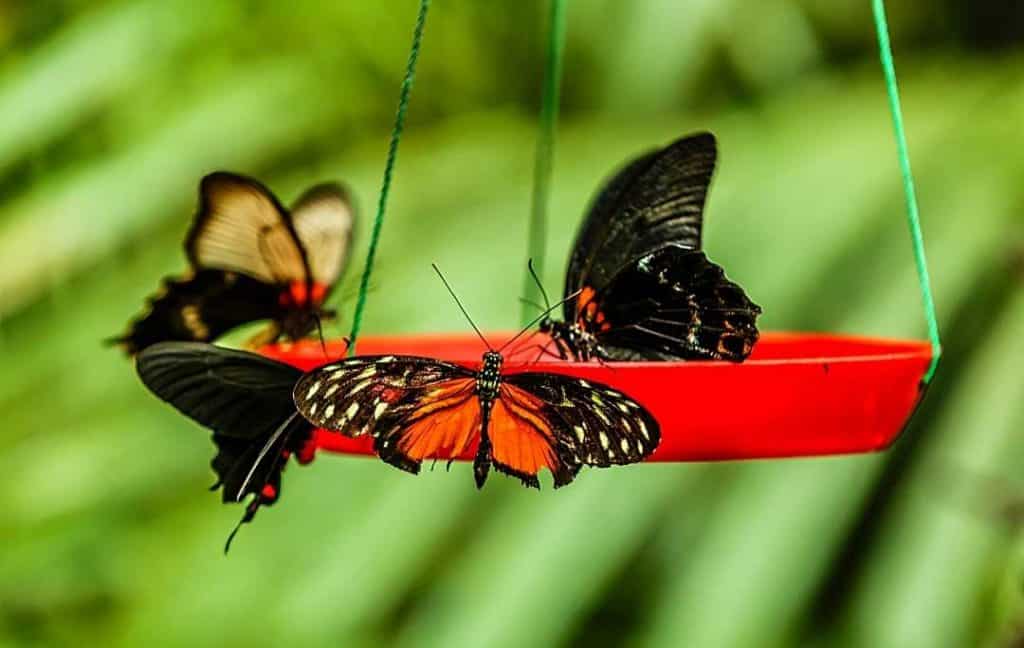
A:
280 281 329 307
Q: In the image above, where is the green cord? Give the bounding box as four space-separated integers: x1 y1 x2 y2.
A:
520 0 568 326
348 0 430 356
872 0 941 383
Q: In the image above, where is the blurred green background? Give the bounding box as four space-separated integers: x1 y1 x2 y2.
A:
2 1 1023 646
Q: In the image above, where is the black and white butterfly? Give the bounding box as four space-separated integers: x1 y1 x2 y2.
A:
538 132 761 362
113 172 355 354
135 341 316 551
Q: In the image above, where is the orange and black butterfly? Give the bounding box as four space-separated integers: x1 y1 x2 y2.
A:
294 350 659 488
538 132 761 362
136 341 315 551
113 172 355 354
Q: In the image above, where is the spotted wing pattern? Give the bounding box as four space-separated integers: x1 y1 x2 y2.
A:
293 354 474 445
135 342 313 547
564 132 716 321
584 244 761 361
293 355 661 490
503 373 660 486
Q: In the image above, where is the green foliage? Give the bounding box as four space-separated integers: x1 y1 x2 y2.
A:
1 1 1022 646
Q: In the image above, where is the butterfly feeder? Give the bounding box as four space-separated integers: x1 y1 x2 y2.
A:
264 0 941 464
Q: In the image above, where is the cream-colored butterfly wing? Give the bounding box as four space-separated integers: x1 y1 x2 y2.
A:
186 172 307 285
288 183 355 289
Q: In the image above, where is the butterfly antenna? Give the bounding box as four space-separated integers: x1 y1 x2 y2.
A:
431 264 492 350
498 289 582 354
528 259 552 312
518 297 546 313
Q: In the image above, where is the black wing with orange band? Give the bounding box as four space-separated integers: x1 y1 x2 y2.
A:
293 356 660 489
293 355 476 469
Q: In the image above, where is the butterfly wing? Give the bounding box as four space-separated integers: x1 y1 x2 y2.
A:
582 244 760 361
186 172 310 286
501 373 660 487
563 132 716 321
112 270 282 354
135 342 312 508
293 356 478 474
289 182 355 297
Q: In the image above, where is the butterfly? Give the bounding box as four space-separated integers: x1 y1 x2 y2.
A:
293 350 660 488
113 172 355 354
135 341 316 552
292 269 661 489
538 132 761 362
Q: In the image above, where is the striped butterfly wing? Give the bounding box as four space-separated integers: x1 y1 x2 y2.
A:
501 373 661 486
292 355 479 474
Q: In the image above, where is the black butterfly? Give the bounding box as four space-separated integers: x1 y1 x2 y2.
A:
293 348 660 490
135 341 315 552
538 132 761 362
113 172 355 354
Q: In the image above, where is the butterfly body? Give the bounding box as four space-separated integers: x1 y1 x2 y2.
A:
541 133 761 362
114 173 354 354
294 350 660 490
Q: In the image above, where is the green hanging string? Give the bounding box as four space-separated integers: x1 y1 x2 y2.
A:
872 0 941 383
347 0 430 356
521 0 568 326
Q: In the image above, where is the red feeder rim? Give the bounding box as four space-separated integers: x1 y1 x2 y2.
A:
261 332 932 462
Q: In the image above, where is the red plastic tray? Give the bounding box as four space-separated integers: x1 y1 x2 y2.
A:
261 332 931 462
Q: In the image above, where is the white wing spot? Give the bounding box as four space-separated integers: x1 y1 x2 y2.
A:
309 402 318 415
374 402 388 419
620 438 630 453
578 380 591 388
636 440 645 454
616 402 629 413
350 379 372 394
637 419 650 440
574 426 585 443
323 404 335 419
595 408 611 425
346 402 360 418
380 356 396 363
324 384 340 398
306 381 322 399
607 448 616 459
599 432 610 450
